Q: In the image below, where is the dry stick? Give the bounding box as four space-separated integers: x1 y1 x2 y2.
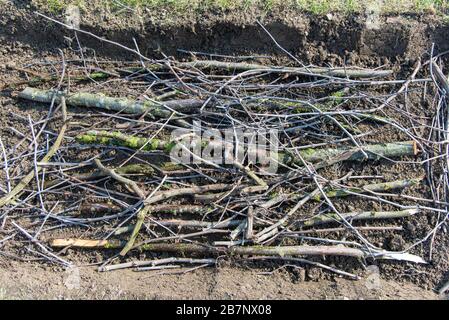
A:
180 60 393 79
136 229 228 247
138 264 210 275
312 177 423 201
439 280 449 295
12 222 70 266
79 202 122 215
99 257 217 272
18 87 204 118
43 163 158 189
94 159 146 199
194 185 267 203
119 176 167 257
119 205 151 257
0 137 11 192
367 60 422 114
90 161 160 257
255 20 306 67
110 205 231 237
233 161 267 188
118 180 231 255
294 146 376 252
46 239 152 251
263 177 422 209
254 188 321 242
145 183 232 205
255 227 279 244
301 208 419 227
248 256 360 280
114 219 243 235
0 97 68 207
283 226 403 235
85 203 208 218
246 206 254 240
126 204 210 217
431 60 449 282
117 183 237 254
230 220 247 240
115 59 391 80
431 61 449 94
50 239 363 257
49 240 425 263
84 163 156 179
134 265 180 272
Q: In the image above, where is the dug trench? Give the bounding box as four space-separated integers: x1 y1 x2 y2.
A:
0 3 448 299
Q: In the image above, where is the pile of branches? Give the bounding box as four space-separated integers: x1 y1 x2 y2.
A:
1 14 449 287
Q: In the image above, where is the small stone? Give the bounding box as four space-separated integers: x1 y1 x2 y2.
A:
306 267 321 281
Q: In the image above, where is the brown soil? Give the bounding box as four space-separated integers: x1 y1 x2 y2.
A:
1 1 449 300
0 261 440 300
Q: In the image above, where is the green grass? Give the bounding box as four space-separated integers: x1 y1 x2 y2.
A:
33 0 449 15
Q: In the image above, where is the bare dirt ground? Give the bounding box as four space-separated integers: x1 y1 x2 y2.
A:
1 1 449 300
0 261 440 299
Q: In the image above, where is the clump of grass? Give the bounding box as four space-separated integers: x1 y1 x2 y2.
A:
45 0 65 13
382 0 448 13
32 0 449 15
34 0 87 13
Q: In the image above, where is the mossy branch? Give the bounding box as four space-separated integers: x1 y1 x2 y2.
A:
302 208 419 227
312 177 423 201
76 131 419 168
76 130 176 153
94 159 146 199
18 87 204 118
280 141 419 165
